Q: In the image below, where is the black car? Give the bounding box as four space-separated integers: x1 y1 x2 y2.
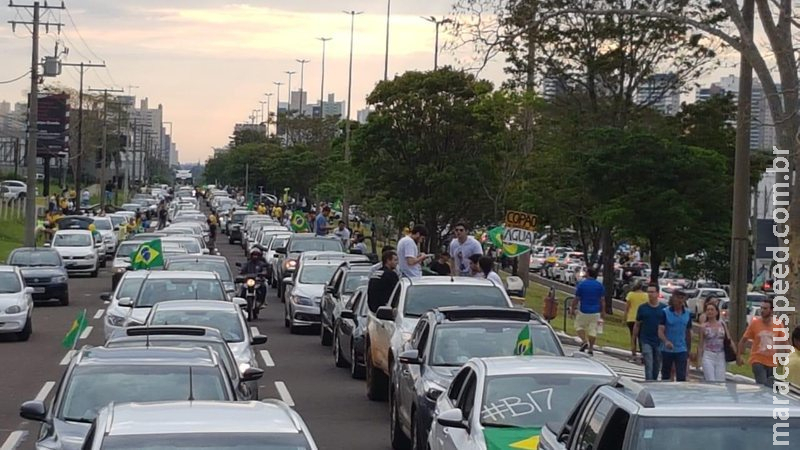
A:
391 306 565 449
19 346 237 450
320 261 372 346
274 233 346 300
7 247 69 305
228 210 255 244
333 286 369 379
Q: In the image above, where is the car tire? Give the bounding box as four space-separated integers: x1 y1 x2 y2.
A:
320 319 333 346
17 316 32 341
90 267 99 278
351 343 365 379
334 329 348 368
366 345 389 401
59 295 69 306
411 409 422 450
100 258 107 268
390 390 411 450
229 237 234 245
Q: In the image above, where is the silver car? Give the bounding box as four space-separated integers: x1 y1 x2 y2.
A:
284 259 343 333
0 266 34 341
84 400 318 449
101 270 148 340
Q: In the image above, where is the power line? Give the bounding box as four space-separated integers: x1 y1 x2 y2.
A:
64 5 102 61
0 71 32 84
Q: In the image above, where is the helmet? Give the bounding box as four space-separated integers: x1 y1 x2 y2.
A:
250 248 262 257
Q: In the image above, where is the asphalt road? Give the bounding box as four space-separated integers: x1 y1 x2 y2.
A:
0 240 644 450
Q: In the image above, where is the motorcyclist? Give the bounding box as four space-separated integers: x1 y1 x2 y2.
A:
240 248 268 308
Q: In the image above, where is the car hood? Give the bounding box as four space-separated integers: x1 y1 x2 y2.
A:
19 267 65 278
125 307 151 325
292 284 325 299
228 341 252 366
54 247 94 257
51 418 91 450
99 230 115 238
0 293 24 308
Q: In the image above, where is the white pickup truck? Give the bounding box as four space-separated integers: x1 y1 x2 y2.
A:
364 276 515 401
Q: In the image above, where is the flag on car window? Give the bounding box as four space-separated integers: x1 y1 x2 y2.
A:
61 309 88 349
514 325 533 356
484 428 541 450
291 211 308 232
130 239 164 270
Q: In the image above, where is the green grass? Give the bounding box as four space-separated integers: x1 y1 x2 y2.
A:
0 219 25 262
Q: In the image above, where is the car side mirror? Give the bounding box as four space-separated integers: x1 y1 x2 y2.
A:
202 248 210 255
437 408 467 430
233 297 247 309
241 367 264 382
24 287 34 295
235 262 242 268
275 247 287 255
325 286 335 294
340 309 355 320
234 276 245 284
43 243 51 248
398 349 421 365
251 335 268 345
117 297 133 307
376 306 394 321
100 293 111 302
20 400 48 422
282 277 293 287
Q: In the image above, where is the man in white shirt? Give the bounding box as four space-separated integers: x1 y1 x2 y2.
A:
398 225 430 278
334 220 351 248
449 222 483 276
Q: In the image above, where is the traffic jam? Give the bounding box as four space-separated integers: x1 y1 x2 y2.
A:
1 185 799 450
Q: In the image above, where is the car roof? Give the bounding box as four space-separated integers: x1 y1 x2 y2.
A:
76 346 217 367
151 300 238 312
403 276 500 287
107 326 226 345
0 265 18 273
476 356 615 377
618 382 800 417
9 247 58 253
103 400 304 436
143 270 218 280
301 259 349 267
55 229 92 235
291 233 336 239
428 306 546 324
166 255 228 263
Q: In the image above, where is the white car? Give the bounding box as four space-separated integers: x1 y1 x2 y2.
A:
1 180 27 200
687 288 729 316
0 266 34 341
50 229 100 277
102 270 147 340
284 260 343 333
562 263 586 285
92 216 118 257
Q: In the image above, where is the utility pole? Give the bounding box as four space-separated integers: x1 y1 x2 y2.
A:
342 10 363 225
273 82 284 137
9 0 64 247
296 59 310 116
422 16 452 70
316 37 332 118
729 0 754 342
61 61 106 202
259 101 267 123
88 88 123 210
384 0 391 80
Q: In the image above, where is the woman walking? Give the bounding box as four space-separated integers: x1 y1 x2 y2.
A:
697 302 727 381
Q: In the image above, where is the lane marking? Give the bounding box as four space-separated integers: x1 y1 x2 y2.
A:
34 381 55 402
250 326 260 337
275 381 294 406
93 309 104 320
0 431 24 450
59 350 76 366
79 326 93 340
260 350 275 367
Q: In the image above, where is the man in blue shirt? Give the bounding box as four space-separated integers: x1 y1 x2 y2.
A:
633 284 667 380
570 267 605 356
315 206 331 236
658 289 692 381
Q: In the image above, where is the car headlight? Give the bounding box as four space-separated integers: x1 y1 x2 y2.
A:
424 382 445 401
284 260 297 270
107 314 126 327
291 295 313 306
52 275 68 283
84 254 95 259
5 305 22 314
113 266 127 274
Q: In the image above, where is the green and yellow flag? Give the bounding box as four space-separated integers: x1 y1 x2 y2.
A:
484 428 542 450
291 211 308 232
514 325 534 356
61 309 88 349
130 239 164 270
487 226 530 258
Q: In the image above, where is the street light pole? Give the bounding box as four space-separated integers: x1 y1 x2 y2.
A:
422 16 452 70
263 93 273 135
296 59 310 116
285 71 296 114
384 0 391 80
273 82 284 137
342 10 363 226
316 37 332 118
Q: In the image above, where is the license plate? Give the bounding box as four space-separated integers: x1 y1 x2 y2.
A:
33 287 45 293
66 262 76 267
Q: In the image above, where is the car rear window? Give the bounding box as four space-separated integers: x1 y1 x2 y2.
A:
404 285 509 317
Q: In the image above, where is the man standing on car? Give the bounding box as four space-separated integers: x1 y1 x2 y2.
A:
315 206 331 236
368 250 399 313
570 267 605 356
398 225 430 279
448 221 483 276
658 289 692 381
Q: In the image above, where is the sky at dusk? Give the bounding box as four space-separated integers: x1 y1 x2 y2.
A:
1 1 742 163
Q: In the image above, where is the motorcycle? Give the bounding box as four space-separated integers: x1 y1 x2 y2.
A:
239 272 266 321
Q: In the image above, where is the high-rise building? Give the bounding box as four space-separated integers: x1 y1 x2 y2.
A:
289 90 308 115
357 108 372 124
320 93 344 118
636 73 680 116
541 74 568 100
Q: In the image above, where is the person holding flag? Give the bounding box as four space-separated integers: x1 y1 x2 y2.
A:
290 211 309 232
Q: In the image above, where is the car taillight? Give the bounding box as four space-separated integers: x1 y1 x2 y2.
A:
764 282 772 290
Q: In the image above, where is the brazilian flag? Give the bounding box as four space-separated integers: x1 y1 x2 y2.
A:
487 226 530 258
61 309 88 349
130 239 164 270
514 325 534 356
484 428 542 449
291 211 308 232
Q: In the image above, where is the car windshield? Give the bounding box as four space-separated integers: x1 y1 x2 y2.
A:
93 219 112 230
480 374 613 429
270 237 289 250
299 265 338 285
0 272 22 293
134 279 225 306
116 242 145 259
54 233 92 247
404 285 509 317
59 365 228 422
344 272 371 294
117 277 145 299
165 240 201 253
430 324 563 366
168 261 231 281
9 250 61 267
631 417 800 449
109 216 126 227
148 310 244 342
99 433 312 450
289 239 344 253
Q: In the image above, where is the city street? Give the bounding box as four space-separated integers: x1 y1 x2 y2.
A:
0 239 643 450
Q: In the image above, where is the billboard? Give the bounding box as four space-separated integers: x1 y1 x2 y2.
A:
37 93 70 158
